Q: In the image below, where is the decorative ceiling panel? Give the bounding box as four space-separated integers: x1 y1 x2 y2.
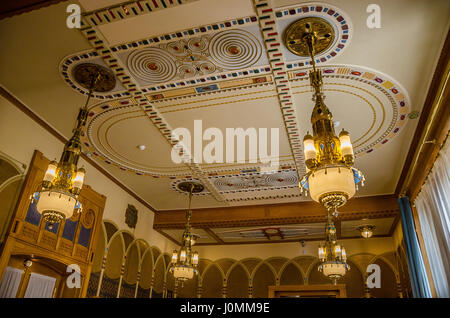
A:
214 223 326 243
55 0 413 205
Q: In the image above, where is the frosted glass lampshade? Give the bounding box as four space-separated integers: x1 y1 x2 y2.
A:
308 167 356 202
339 131 353 156
172 250 178 263
192 252 199 265
180 249 186 262
318 246 325 260
173 266 194 280
334 244 342 257
36 190 76 219
303 135 317 160
321 262 347 278
341 247 347 261
73 169 85 191
43 162 57 183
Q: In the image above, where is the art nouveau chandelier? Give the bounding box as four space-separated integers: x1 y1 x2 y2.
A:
169 182 203 282
31 63 115 228
318 213 350 284
287 18 365 213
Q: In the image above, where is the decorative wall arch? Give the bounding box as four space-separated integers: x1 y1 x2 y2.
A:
226 261 250 298
251 261 277 298
201 261 226 281
226 261 251 280
370 253 400 279
369 257 399 298
348 252 377 276
265 257 290 278
201 262 224 298
279 260 304 286
251 260 278 281
152 253 167 297
137 246 154 297
215 258 237 279
304 257 320 280
102 219 119 244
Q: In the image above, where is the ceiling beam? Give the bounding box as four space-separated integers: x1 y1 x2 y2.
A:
154 194 399 229
395 30 450 199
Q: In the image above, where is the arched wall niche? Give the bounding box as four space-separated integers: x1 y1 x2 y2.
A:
226 262 250 298
252 261 277 298
152 254 166 297
279 261 303 286
201 263 224 298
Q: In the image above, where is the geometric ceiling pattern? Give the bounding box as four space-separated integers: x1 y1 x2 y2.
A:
59 0 411 204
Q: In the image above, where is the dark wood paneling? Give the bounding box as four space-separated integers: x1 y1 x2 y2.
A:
154 195 399 229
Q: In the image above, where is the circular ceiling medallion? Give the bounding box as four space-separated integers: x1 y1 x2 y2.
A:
172 179 210 196
284 17 335 57
72 63 116 92
208 29 263 70
127 47 177 84
277 2 353 66
177 181 205 193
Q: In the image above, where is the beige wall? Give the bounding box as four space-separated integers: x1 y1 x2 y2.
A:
0 94 177 254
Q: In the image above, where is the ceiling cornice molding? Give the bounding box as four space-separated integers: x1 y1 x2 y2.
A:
395 30 450 199
0 85 158 213
154 194 399 229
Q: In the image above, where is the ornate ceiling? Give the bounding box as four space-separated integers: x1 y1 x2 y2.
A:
0 0 448 244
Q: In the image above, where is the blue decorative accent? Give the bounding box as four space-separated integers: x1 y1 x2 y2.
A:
75 201 82 210
352 168 362 184
78 225 92 247
398 197 432 297
195 84 218 93
45 221 59 233
62 219 78 241
300 175 309 190
25 201 41 226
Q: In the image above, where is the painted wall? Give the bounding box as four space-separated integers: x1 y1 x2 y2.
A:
0 94 177 254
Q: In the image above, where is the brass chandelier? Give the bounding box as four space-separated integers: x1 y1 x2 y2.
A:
31 63 115 228
286 18 365 213
169 182 203 282
318 213 350 284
